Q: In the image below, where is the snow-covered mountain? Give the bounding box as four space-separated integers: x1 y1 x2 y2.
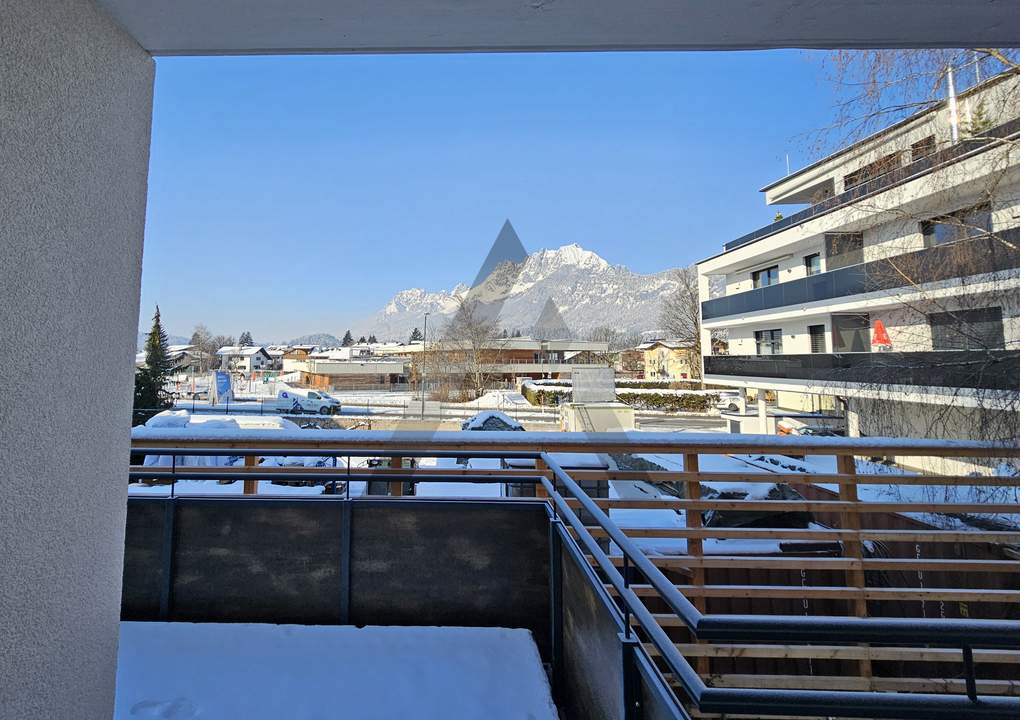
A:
357 244 680 341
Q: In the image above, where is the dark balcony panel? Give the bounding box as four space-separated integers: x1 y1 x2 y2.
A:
121 498 167 620
702 227 1020 321
831 264 868 297
170 499 344 624
780 276 809 306
350 501 551 657
761 282 784 309
704 351 1020 391
560 536 624 720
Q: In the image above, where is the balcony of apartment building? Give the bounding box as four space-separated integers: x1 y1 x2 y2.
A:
704 300 1020 396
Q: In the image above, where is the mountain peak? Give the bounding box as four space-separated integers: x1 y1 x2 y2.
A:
530 243 610 272
358 243 679 341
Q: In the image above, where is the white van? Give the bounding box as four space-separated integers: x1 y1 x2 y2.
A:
272 386 341 415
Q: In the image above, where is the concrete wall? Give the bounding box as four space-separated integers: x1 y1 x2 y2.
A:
0 2 153 718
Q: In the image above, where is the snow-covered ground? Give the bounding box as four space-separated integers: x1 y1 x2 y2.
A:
115 622 557 720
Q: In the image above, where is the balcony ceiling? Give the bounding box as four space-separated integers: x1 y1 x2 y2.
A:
97 0 1019 56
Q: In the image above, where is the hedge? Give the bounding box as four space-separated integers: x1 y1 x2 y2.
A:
522 383 718 412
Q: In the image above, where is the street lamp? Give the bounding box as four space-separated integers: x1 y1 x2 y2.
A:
420 312 429 418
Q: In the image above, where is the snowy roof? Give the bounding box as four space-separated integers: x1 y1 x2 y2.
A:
217 346 270 357
635 339 690 351
144 410 300 432
461 411 525 432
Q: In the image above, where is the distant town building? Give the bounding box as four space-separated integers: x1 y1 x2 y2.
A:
216 346 273 373
635 339 697 380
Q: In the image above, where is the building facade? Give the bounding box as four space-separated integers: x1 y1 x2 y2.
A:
697 73 1020 470
216 346 273 373
636 340 697 380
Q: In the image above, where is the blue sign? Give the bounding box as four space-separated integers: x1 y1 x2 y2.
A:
215 371 231 397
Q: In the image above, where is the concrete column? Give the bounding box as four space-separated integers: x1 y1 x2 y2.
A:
757 392 769 435
1 2 154 718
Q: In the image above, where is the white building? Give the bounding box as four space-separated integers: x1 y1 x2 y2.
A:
696 73 1020 469
216 346 273 373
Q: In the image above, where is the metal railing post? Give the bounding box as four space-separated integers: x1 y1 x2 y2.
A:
158 497 177 621
620 632 643 720
549 517 564 702
339 499 352 624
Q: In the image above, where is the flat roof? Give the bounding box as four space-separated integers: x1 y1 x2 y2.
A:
96 1 1020 56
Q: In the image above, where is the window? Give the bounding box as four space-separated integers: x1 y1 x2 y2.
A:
832 314 871 353
804 253 821 276
929 307 1005 351
752 265 780 288
808 324 826 353
911 135 936 161
921 203 991 248
825 232 864 270
754 329 783 355
307 392 320 399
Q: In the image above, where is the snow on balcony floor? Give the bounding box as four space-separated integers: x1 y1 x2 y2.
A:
115 622 557 720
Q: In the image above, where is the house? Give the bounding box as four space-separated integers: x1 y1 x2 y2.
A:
216 346 273 373
636 339 697 380
696 72 1020 472
135 344 210 376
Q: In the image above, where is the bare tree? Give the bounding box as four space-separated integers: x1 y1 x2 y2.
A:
436 296 506 399
587 326 643 368
659 265 704 378
814 49 1019 153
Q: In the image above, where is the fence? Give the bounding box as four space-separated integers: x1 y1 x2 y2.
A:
128 432 1020 718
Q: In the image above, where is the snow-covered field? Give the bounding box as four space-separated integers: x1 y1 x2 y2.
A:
115 622 557 720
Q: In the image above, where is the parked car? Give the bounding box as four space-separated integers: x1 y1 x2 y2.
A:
715 391 743 412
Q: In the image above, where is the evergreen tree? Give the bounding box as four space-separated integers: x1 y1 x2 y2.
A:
368 334 378 344
135 305 175 417
357 335 367 344
238 330 254 346
341 330 354 346
409 327 424 343
144 305 174 379
512 329 522 338
501 328 508 338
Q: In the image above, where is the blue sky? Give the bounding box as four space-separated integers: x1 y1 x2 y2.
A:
141 50 839 341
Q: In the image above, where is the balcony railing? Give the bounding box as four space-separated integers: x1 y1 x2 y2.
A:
721 116 1020 253
702 227 1020 321
128 430 1020 719
704 350 1020 390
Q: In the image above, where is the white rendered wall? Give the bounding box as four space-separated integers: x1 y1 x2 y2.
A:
0 2 154 718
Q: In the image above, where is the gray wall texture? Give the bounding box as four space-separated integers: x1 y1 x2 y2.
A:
0 2 153 718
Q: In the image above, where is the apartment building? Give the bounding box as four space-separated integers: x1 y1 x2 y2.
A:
697 73 1020 469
